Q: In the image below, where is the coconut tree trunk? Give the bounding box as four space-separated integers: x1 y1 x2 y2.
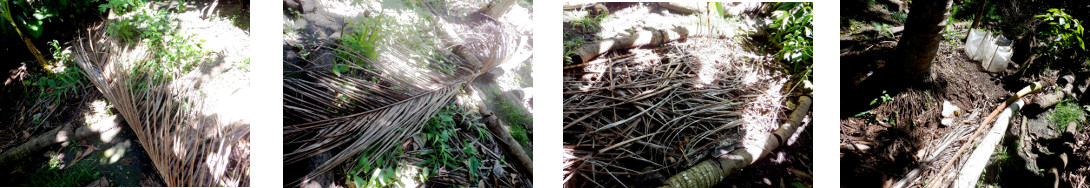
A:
1 0 48 73
895 0 953 81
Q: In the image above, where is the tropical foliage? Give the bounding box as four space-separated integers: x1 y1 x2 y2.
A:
770 2 813 82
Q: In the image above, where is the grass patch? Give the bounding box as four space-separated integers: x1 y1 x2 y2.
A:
570 12 606 33
1048 98 1086 132
493 98 530 147
25 147 101 186
24 40 87 104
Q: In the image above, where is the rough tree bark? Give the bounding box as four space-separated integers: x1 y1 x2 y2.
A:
895 0 953 81
479 105 534 177
657 96 812 188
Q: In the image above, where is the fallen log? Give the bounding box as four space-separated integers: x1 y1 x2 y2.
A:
569 26 691 65
656 2 705 14
0 118 122 166
479 103 534 177
928 82 1041 188
657 96 811 188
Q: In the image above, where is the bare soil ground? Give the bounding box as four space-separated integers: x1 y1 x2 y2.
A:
840 17 1090 187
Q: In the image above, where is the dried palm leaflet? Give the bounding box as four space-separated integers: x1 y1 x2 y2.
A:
563 37 772 187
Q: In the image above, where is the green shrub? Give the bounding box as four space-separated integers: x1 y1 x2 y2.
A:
333 16 383 77
98 0 142 15
570 12 606 33
417 103 487 183
105 5 204 86
1035 8 1085 67
346 145 405 188
770 2 813 82
25 40 85 103
1 0 106 38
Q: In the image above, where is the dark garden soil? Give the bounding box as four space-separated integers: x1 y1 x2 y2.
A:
840 17 1090 187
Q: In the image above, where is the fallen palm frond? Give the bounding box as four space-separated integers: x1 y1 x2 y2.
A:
71 22 249 187
658 96 810 188
563 37 781 187
283 10 518 185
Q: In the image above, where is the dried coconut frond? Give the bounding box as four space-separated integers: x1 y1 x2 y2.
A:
282 11 520 186
72 22 249 187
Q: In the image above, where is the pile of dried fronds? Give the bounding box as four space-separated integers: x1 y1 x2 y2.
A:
282 8 521 186
71 22 249 187
563 37 783 187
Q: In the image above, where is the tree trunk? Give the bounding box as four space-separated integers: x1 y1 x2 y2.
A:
895 0 953 81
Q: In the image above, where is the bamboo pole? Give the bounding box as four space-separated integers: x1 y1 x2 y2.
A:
927 82 1040 188
954 98 1023 188
657 96 812 188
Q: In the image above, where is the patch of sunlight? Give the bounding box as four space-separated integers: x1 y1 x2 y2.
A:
324 0 368 18
562 10 589 23
741 76 786 155
629 47 661 71
104 140 130 164
502 3 533 34
205 147 234 186
772 151 787 163
395 161 425 187
84 100 121 142
457 85 484 112
55 128 71 143
786 115 810 146
45 48 72 74
48 152 65 169
578 58 610 92
494 53 530 94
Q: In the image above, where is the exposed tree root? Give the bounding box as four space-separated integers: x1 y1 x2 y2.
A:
658 96 812 188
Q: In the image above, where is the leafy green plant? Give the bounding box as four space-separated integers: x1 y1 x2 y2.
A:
769 2 813 82
418 102 487 183
570 12 606 33
1048 98 1086 132
346 146 405 188
98 0 142 15
870 90 892 106
1034 8 1085 68
334 16 383 77
562 33 586 65
106 5 204 86
25 40 85 103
